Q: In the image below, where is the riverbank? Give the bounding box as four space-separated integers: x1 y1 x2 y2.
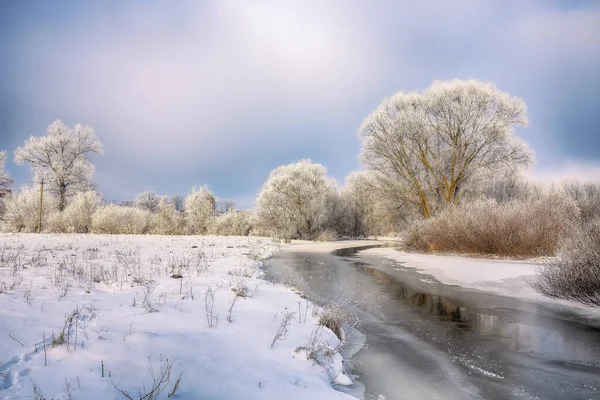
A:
363 247 600 322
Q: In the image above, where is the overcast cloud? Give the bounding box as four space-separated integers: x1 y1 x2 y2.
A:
1 0 599 207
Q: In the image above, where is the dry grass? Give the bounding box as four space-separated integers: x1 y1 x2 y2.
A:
405 192 578 257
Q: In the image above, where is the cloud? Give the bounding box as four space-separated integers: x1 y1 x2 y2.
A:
527 161 600 183
1 0 599 203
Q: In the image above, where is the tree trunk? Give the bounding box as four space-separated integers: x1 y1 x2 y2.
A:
59 184 67 212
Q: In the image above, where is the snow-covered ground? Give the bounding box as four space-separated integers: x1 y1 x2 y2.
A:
364 247 600 320
0 234 355 400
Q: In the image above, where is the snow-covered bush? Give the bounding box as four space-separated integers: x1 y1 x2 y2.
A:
405 189 578 257
533 218 600 306
184 186 216 235
210 210 254 236
91 205 151 234
46 191 102 233
257 160 338 240
1 186 59 232
150 197 185 235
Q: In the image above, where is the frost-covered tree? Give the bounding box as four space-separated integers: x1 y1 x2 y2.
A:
135 191 164 213
0 151 12 190
359 80 533 218
14 120 104 211
340 172 379 238
256 160 337 240
185 186 217 235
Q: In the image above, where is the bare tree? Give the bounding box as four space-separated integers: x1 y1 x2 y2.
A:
14 120 104 211
359 80 533 218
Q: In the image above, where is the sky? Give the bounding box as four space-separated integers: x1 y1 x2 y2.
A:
1 0 599 208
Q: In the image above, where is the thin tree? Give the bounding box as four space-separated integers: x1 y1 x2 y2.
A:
359 80 533 218
14 120 104 211
0 151 12 190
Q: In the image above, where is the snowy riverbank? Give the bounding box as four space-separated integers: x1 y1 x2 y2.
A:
364 247 600 321
0 234 355 400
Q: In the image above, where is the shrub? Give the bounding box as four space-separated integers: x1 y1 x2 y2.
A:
405 189 578 257
318 308 343 339
185 186 216 235
91 205 151 234
2 186 59 232
533 218 600 306
210 210 253 236
150 197 185 235
47 191 102 233
563 180 600 226
316 229 338 242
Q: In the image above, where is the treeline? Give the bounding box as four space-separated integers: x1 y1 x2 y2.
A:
1 79 599 305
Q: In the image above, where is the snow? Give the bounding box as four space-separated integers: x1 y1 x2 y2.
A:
364 248 539 290
281 240 383 254
365 247 600 320
0 234 355 400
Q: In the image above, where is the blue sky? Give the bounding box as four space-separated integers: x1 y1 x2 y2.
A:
1 0 599 207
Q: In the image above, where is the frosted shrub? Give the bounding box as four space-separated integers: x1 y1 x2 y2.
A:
210 210 253 236
563 180 600 225
533 218 600 306
316 229 338 242
47 191 102 233
257 160 337 240
150 197 184 235
405 189 578 257
185 186 216 235
91 205 151 234
2 186 58 232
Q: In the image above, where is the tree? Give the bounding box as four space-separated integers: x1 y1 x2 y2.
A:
171 194 185 213
135 191 164 213
0 151 12 190
256 160 337 240
359 80 533 218
340 172 379 238
14 120 104 211
185 186 217 234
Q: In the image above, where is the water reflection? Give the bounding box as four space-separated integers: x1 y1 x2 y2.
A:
265 248 600 400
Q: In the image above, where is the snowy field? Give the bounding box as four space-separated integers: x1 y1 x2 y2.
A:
0 234 354 400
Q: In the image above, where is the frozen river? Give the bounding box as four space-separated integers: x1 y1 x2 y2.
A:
265 244 600 400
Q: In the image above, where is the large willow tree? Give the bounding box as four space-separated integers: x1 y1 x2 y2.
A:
359 80 533 218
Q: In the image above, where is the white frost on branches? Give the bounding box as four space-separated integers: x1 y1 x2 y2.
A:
359 79 534 218
185 186 217 235
0 151 12 190
256 160 337 240
14 120 104 211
